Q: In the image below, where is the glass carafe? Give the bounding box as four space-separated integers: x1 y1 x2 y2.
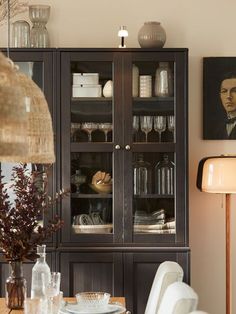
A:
155 154 175 195
154 62 173 97
133 154 152 195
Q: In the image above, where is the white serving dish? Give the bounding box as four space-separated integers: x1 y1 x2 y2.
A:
73 73 99 85
72 224 113 234
72 84 102 98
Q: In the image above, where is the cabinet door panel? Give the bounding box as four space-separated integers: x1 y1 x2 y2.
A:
124 251 190 314
60 52 124 245
59 252 123 297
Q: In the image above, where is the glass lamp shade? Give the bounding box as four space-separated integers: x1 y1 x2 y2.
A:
197 156 236 193
118 26 128 37
0 52 28 162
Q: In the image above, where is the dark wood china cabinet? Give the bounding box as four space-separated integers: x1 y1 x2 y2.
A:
0 48 189 314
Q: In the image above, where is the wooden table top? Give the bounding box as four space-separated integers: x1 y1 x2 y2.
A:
0 297 126 314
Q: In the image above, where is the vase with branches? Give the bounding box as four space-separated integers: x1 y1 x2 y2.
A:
0 163 67 309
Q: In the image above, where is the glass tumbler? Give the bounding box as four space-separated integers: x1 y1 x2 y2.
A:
12 20 30 48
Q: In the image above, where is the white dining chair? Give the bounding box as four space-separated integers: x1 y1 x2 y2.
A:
157 282 198 314
145 261 184 314
189 311 209 314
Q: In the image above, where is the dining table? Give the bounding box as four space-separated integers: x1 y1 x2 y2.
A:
0 297 126 314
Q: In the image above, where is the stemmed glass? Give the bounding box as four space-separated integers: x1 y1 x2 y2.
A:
140 116 153 142
71 122 81 142
154 116 166 142
98 123 113 142
81 122 98 142
167 115 175 141
42 272 61 314
133 116 139 142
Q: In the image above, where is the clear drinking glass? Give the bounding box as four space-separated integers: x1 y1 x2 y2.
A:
133 116 139 141
167 115 175 140
71 122 81 142
81 122 98 142
154 116 166 142
98 123 113 142
140 116 153 142
42 272 61 314
24 298 44 314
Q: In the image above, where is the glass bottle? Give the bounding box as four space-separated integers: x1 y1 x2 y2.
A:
5 261 27 309
29 5 50 48
31 245 51 298
155 154 175 195
12 20 30 48
133 154 152 195
154 62 174 97
71 170 87 193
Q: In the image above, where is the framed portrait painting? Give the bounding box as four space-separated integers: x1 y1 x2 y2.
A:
203 57 236 139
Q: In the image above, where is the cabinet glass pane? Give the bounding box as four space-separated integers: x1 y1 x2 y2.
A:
132 61 175 143
71 152 113 235
133 152 176 234
70 61 113 143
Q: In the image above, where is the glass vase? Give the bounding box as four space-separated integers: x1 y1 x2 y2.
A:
29 5 50 48
5 261 27 309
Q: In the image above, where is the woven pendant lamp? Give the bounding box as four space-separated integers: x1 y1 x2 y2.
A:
0 52 28 162
15 71 55 164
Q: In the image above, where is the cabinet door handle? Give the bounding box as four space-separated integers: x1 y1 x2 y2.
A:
125 145 131 150
115 144 121 150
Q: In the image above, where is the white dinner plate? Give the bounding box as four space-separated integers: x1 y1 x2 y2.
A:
60 302 126 314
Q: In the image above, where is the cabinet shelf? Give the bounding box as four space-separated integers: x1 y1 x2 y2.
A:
134 194 174 199
71 193 112 199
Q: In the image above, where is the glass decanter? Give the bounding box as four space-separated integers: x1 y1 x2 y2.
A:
29 5 51 48
155 154 175 195
154 62 174 97
133 154 152 195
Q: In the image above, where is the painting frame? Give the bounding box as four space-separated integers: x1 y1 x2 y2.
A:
203 57 236 139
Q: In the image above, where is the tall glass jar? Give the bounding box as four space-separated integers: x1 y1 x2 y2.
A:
5 261 27 309
154 62 174 97
29 5 50 48
155 154 175 195
12 20 30 48
133 154 152 195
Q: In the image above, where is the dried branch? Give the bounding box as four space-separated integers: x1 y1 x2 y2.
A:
0 0 28 26
0 164 69 261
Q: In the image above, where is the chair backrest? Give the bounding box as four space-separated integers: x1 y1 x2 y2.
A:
145 261 184 314
157 282 198 314
189 311 208 314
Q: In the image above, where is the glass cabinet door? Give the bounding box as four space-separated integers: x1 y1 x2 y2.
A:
61 52 123 244
123 51 187 245
0 50 55 245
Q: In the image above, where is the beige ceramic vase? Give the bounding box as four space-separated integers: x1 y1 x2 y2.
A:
138 21 166 48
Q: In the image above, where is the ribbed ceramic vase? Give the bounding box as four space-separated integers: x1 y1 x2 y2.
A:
138 21 166 48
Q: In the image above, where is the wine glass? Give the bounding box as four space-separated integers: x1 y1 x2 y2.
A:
167 115 175 141
133 116 139 142
98 123 113 142
81 122 98 142
154 116 166 142
42 272 61 314
71 122 81 142
140 116 153 142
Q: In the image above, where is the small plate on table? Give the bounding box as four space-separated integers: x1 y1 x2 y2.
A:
60 302 126 314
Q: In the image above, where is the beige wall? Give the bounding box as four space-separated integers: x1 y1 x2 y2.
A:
1 0 236 313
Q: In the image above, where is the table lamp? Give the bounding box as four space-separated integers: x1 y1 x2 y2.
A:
197 155 236 314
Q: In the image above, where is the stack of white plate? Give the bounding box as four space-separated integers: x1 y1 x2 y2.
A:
139 75 152 97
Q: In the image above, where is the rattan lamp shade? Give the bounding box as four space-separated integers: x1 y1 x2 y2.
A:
0 52 28 162
16 71 55 164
